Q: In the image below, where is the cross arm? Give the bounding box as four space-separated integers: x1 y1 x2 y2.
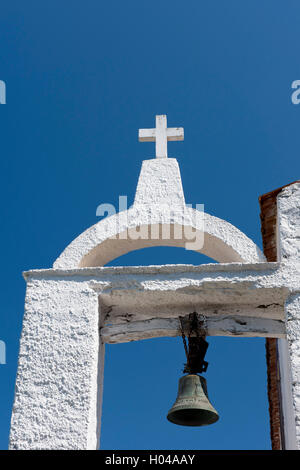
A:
138 127 184 142
138 128 156 142
166 127 184 141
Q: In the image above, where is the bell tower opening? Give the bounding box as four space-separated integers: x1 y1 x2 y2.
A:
101 336 270 450
100 246 270 450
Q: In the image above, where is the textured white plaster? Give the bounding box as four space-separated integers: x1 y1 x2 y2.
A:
277 338 298 449
277 182 300 449
277 183 300 263
282 295 300 448
134 159 186 206
22 261 296 325
9 280 102 450
54 158 265 269
21 262 298 325
24 261 297 296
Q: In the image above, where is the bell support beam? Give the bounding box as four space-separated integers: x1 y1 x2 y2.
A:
24 260 295 318
100 316 286 344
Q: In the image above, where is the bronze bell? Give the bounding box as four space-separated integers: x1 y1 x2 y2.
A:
167 374 219 426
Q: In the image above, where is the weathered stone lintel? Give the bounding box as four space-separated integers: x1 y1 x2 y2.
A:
101 316 286 344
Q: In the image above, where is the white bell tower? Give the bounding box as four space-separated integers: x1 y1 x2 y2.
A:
9 116 300 449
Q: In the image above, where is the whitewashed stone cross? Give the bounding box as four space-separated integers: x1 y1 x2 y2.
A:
139 114 184 158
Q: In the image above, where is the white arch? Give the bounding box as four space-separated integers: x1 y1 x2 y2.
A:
54 158 264 268
54 205 264 268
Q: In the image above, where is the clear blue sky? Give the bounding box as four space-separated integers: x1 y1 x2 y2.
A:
0 1 299 450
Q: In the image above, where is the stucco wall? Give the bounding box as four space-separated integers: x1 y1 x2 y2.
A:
9 279 102 450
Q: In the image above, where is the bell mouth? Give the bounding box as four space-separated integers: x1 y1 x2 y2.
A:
167 408 219 427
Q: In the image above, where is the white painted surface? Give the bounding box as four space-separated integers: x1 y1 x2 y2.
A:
24 261 291 322
277 183 300 449
96 337 105 449
277 338 298 449
281 295 300 449
139 115 184 158
9 280 101 450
